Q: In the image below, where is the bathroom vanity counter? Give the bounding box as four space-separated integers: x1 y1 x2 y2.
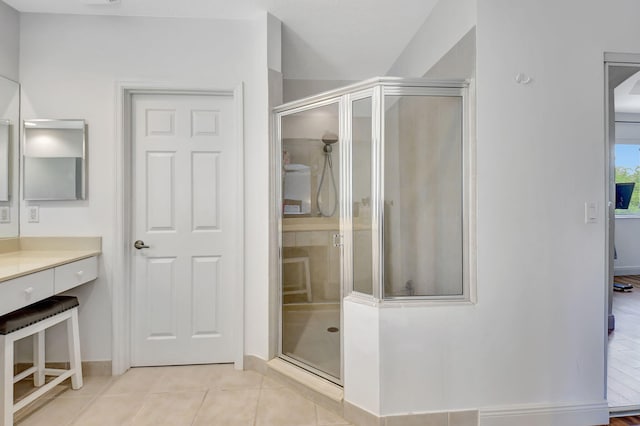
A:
0 249 100 283
0 237 101 316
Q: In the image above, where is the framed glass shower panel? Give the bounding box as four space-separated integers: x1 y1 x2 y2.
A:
381 91 465 299
350 93 375 297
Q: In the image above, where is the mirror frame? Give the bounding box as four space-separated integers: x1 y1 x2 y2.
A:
0 119 10 202
23 119 87 201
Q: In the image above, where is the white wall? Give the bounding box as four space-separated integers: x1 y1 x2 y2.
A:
469 0 614 419
341 0 639 422
0 1 19 81
614 218 640 275
283 79 356 103
386 0 476 78
19 13 272 362
423 28 475 80
343 298 381 415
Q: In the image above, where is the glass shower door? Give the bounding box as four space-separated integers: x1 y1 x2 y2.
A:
279 101 342 382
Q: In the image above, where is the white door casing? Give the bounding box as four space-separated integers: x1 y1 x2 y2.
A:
131 93 238 366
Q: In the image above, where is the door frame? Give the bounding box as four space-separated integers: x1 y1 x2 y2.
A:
604 53 640 413
112 82 245 375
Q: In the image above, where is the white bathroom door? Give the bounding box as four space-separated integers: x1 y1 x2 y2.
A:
131 92 238 366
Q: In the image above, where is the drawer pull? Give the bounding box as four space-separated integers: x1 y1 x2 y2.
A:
24 287 33 296
76 271 84 279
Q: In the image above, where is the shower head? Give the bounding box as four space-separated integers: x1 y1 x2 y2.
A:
321 132 338 145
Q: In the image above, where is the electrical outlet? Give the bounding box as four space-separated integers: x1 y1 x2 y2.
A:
0 207 9 223
28 205 39 223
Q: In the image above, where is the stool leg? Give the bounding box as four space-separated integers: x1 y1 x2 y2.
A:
66 309 83 390
0 335 13 426
33 330 45 387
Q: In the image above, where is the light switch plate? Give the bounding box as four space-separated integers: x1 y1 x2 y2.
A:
28 205 39 223
585 202 597 224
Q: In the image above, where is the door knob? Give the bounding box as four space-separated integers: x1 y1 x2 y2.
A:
134 240 150 250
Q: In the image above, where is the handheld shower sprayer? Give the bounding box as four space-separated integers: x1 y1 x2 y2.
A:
317 132 339 217
322 132 338 143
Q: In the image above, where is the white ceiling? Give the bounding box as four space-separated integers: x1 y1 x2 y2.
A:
2 0 439 80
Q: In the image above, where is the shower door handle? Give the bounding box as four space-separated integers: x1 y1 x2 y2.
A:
332 234 343 247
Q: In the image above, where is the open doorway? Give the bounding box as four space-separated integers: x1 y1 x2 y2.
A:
606 59 640 412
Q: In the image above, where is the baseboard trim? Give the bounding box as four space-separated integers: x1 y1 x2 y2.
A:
245 356 477 426
614 266 640 276
243 354 268 375
479 400 609 426
343 401 382 426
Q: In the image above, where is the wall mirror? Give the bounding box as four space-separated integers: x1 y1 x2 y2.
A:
0 75 20 238
23 119 86 201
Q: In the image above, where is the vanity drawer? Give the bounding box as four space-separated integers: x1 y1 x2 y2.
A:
54 257 98 293
0 270 54 316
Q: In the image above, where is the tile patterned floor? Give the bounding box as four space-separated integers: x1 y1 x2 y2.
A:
13 364 352 426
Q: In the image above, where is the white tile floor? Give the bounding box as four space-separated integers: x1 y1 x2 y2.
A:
14 364 352 426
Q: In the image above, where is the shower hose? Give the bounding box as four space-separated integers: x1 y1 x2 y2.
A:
316 149 338 217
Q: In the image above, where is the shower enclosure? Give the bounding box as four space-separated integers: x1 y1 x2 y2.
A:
274 77 470 384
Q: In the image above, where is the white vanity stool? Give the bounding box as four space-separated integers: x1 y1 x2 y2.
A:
283 256 312 302
0 296 83 426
